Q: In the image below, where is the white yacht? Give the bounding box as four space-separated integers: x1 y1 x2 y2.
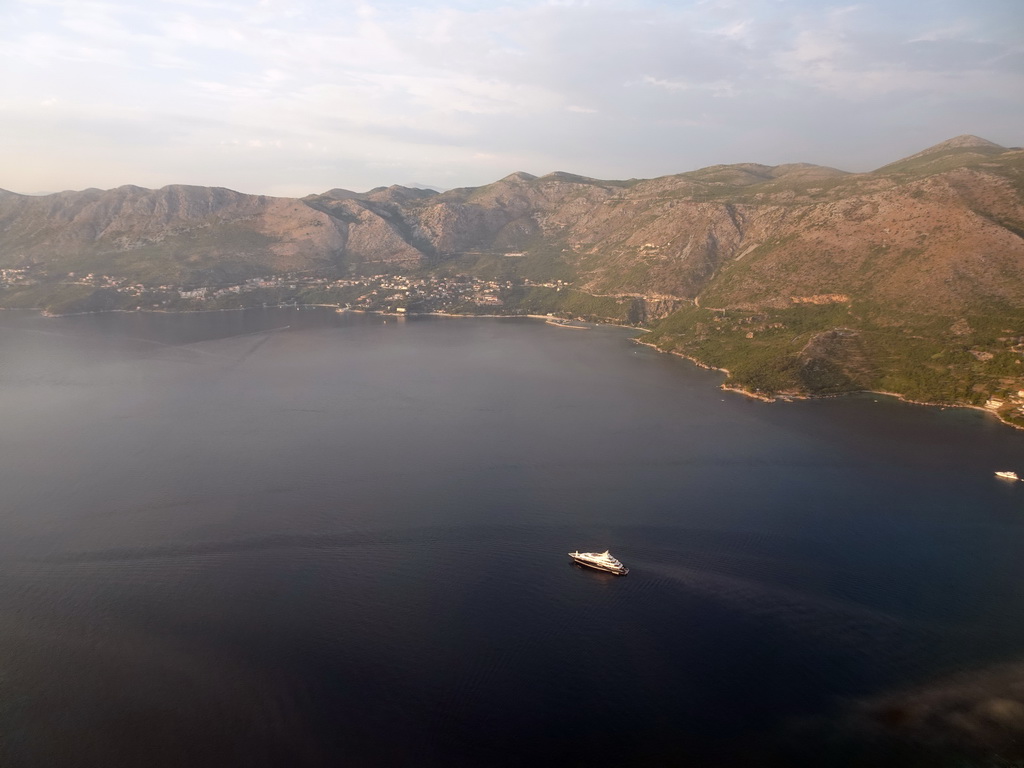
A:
568 550 629 575
995 470 1020 481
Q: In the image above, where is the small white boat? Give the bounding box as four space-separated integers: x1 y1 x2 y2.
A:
995 471 1020 481
568 550 629 575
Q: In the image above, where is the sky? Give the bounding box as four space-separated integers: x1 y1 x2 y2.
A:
1 0 1021 197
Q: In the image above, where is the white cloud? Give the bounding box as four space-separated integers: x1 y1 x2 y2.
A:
773 5 1024 101
0 0 1021 193
641 76 738 98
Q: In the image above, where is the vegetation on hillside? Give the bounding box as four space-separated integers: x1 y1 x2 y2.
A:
1 134 1022 422
645 302 1024 418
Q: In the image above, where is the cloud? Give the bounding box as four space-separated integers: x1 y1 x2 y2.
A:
772 3 1024 99
0 0 1021 193
641 76 738 98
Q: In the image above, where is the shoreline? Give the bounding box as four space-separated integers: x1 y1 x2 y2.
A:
16 303 1022 432
631 337 1024 430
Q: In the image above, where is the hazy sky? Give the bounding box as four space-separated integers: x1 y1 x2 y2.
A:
2 0 1021 196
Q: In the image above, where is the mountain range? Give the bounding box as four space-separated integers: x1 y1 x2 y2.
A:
2 135 1022 419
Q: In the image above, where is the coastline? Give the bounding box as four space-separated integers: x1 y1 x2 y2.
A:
544 318 589 330
631 336 1024 430
18 303 1023 432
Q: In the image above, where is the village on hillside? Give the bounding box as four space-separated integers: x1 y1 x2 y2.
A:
0 265 571 315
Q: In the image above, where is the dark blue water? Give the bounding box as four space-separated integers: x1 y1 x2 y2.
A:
1 308 1023 767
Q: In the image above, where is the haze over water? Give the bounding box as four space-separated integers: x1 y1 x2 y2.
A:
1 308 1023 767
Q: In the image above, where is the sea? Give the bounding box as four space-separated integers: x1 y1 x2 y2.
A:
1 307 1023 767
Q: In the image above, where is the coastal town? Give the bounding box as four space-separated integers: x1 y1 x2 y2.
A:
0 265 573 316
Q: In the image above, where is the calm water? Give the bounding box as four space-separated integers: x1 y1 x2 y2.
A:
1 308 1023 767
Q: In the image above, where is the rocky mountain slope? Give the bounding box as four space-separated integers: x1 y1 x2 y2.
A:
0 184 350 283
2 135 1022 415
3 135 1020 307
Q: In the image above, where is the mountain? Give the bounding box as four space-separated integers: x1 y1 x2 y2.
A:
874 134 1010 175
402 182 446 193
2 136 1022 416
318 188 360 200
0 184 349 284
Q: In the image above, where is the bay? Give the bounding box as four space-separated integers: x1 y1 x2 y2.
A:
1 308 1023 767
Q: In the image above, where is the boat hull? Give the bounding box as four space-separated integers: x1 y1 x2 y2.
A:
569 555 628 576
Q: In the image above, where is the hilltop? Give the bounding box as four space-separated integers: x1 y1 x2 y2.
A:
1 135 1022 421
